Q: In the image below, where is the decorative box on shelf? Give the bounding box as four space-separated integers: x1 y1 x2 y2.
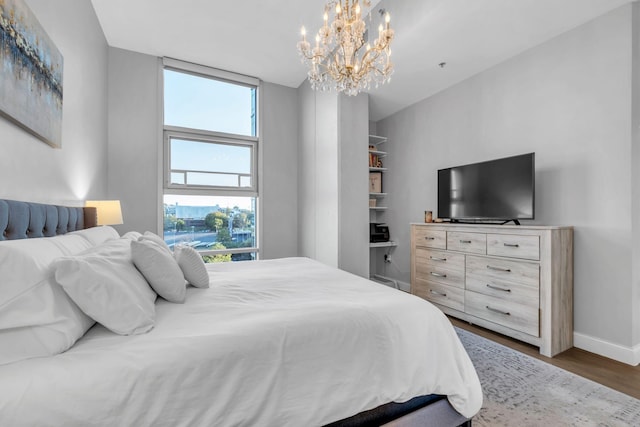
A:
369 172 382 193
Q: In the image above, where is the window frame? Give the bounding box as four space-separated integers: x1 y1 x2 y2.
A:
164 129 258 194
160 58 260 260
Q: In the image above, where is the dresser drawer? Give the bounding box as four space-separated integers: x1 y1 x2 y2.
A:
466 255 539 289
413 280 464 312
466 275 539 307
487 234 540 260
415 248 465 272
414 228 446 249
447 231 486 254
465 291 539 337
416 260 465 289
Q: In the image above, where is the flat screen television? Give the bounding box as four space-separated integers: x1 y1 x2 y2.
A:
437 153 535 224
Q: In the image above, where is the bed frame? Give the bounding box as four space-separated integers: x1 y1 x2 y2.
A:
0 198 472 427
0 199 96 240
328 395 472 427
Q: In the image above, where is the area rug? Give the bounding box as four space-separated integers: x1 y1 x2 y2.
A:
455 327 640 426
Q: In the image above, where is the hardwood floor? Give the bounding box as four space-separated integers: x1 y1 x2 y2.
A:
450 317 640 400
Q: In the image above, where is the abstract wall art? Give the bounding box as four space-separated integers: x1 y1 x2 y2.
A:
0 0 63 147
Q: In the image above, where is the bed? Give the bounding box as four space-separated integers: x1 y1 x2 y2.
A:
0 199 482 426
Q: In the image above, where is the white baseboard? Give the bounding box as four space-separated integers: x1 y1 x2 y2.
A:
573 332 640 366
396 279 410 293
370 275 411 293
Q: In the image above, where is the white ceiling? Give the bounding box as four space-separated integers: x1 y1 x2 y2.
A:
91 0 631 121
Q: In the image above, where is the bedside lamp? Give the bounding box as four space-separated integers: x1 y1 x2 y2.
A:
85 200 123 226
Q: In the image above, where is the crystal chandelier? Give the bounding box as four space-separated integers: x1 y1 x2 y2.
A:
296 1 394 96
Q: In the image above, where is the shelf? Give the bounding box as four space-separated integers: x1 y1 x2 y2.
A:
369 241 398 248
368 149 386 169
368 134 392 275
369 135 388 146
368 149 387 157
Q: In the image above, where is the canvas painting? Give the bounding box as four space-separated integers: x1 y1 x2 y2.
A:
0 0 63 147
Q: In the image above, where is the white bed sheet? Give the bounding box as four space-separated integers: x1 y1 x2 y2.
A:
0 257 482 426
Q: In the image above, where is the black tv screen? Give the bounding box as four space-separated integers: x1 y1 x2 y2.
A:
438 153 535 222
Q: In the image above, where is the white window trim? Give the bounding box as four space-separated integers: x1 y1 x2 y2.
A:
163 57 259 88
199 247 257 256
165 125 259 143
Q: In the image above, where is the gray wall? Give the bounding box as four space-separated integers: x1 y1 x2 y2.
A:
297 81 369 276
0 0 108 204
107 49 299 259
298 81 318 260
260 82 299 259
338 93 369 277
107 48 160 234
376 5 638 352
632 3 640 348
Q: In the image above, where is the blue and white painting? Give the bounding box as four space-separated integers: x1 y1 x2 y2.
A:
0 0 63 147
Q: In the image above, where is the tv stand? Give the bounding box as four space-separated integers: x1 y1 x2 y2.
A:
410 223 573 357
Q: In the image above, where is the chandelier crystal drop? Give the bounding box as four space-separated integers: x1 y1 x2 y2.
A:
297 0 395 96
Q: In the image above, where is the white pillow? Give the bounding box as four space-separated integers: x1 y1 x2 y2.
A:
53 238 157 335
174 245 210 288
122 231 142 241
48 234 96 255
0 234 95 365
0 279 95 366
0 235 92 307
140 231 172 253
69 226 120 246
132 239 186 303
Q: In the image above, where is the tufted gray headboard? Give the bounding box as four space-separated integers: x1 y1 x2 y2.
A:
0 199 97 241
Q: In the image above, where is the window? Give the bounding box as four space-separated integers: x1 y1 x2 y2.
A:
162 59 259 262
166 133 255 190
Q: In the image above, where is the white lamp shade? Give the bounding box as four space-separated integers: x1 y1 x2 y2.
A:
85 200 123 226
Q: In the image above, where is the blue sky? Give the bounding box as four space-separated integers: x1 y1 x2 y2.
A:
170 138 251 175
164 69 254 136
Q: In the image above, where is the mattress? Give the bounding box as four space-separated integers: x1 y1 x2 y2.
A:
0 257 482 426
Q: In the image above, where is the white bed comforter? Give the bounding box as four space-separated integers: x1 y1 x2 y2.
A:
0 257 482 426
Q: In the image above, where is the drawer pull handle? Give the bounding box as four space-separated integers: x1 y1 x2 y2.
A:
503 243 520 248
486 283 511 293
430 290 447 297
430 272 447 278
425 237 436 240
430 256 447 262
487 265 511 273
486 305 511 316
460 240 472 244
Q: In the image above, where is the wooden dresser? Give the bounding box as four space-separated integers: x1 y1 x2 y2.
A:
410 223 573 357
